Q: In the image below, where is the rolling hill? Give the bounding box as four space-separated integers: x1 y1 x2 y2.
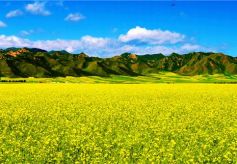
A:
0 47 237 77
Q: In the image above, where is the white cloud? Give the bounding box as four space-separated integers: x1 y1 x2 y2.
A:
119 26 185 44
33 36 110 53
0 34 110 54
0 26 213 57
6 10 23 18
20 30 35 36
65 13 85 22
181 43 201 51
128 45 176 55
126 44 213 56
180 43 214 53
19 29 44 37
0 35 30 47
25 2 50 16
0 21 7 28
80 35 109 48
0 34 212 57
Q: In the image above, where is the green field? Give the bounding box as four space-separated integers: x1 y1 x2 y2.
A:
0 84 236 163
1 72 237 83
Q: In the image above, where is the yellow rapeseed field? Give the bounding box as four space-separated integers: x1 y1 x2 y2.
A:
0 84 237 163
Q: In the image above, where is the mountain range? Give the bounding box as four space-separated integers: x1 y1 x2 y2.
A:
0 47 237 77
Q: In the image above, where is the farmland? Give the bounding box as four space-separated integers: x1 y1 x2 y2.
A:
0 84 237 162
1 72 237 84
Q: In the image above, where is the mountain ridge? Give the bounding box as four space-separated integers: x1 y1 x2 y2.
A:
0 47 237 77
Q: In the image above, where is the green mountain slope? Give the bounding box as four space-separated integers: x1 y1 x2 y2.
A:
0 47 237 77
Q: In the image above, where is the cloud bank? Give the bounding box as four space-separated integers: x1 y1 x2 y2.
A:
0 27 213 57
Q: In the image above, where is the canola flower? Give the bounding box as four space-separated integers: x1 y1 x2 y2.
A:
0 84 237 163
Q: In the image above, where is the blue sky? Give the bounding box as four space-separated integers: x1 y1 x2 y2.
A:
0 1 236 57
